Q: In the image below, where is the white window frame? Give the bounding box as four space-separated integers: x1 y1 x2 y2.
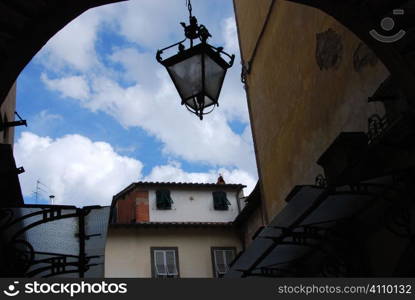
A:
152 248 179 278
212 248 236 278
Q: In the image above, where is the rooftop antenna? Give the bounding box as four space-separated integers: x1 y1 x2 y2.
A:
32 179 49 204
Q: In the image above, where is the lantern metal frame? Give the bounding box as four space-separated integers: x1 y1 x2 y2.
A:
156 2 235 120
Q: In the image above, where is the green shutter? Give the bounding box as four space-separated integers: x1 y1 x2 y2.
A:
156 189 173 209
212 191 231 210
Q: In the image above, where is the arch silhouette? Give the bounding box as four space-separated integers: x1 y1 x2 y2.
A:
0 0 125 106
1 0 414 107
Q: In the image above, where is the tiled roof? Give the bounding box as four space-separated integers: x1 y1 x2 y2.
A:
113 181 246 200
134 181 245 188
110 221 234 228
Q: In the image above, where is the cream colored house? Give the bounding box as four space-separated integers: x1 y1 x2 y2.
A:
104 180 247 278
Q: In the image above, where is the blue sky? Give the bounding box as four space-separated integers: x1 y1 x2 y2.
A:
14 0 258 207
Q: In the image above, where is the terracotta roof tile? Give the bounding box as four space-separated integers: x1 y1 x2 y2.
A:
113 181 246 200
110 221 234 228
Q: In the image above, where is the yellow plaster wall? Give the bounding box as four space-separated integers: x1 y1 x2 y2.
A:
105 227 242 278
234 0 389 219
0 83 17 145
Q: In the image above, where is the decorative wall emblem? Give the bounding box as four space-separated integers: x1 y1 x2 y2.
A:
315 28 343 70
353 42 378 72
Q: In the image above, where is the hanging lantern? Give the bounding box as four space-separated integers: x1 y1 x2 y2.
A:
156 0 235 120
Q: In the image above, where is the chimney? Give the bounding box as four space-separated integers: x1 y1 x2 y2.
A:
216 174 225 184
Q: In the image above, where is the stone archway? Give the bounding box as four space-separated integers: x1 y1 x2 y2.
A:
1 0 414 107
0 0 125 106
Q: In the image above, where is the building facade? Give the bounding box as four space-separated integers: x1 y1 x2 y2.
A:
1 0 415 279
227 0 415 277
0 83 17 145
0 82 25 206
235 0 388 221
105 181 246 278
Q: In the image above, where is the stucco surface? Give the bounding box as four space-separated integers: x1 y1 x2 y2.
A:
234 0 389 219
149 189 241 223
105 227 242 278
0 83 17 145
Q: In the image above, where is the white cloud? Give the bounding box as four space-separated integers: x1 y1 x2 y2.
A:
33 0 259 198
28 110 64 136
41 73 91 101
109 47 161 88
37 9 104 72
41 66 256 172
223 16 239 54
14 132 143 206
34 110 63 123
111 0 186 49
14 132 256 207
114 145 137 154
85 75 257 174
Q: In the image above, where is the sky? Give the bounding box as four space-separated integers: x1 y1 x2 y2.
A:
14 0 258 207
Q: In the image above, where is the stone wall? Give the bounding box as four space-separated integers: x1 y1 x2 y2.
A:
0 83 17 145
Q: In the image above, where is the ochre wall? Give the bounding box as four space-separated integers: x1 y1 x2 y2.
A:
243 206 265 244
105 227 242 278
234 0 389 220
0 83 17 145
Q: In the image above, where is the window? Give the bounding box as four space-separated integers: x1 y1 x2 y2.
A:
211 247 236 278
151 247 179 278
212 191 231 210
156 189 173 209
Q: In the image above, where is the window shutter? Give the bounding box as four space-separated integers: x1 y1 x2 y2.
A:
154 251 167 276
214 250 228 275
156 189 173 209
212 191 231 210
166 250 178 276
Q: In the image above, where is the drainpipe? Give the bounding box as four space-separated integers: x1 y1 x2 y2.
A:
236 187 245 251
235 188 242 214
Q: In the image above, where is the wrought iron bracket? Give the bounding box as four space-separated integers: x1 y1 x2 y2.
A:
315 174 328 188
0 206 107 278
0 112 27 132
0 166 25 176
367 114 389 143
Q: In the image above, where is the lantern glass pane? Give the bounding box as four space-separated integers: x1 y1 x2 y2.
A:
185 96 214 110
185 97 198 110
204 54 226 101
167 54 202 100
204 95 215 107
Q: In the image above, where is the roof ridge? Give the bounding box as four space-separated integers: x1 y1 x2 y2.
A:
133 181 246 186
